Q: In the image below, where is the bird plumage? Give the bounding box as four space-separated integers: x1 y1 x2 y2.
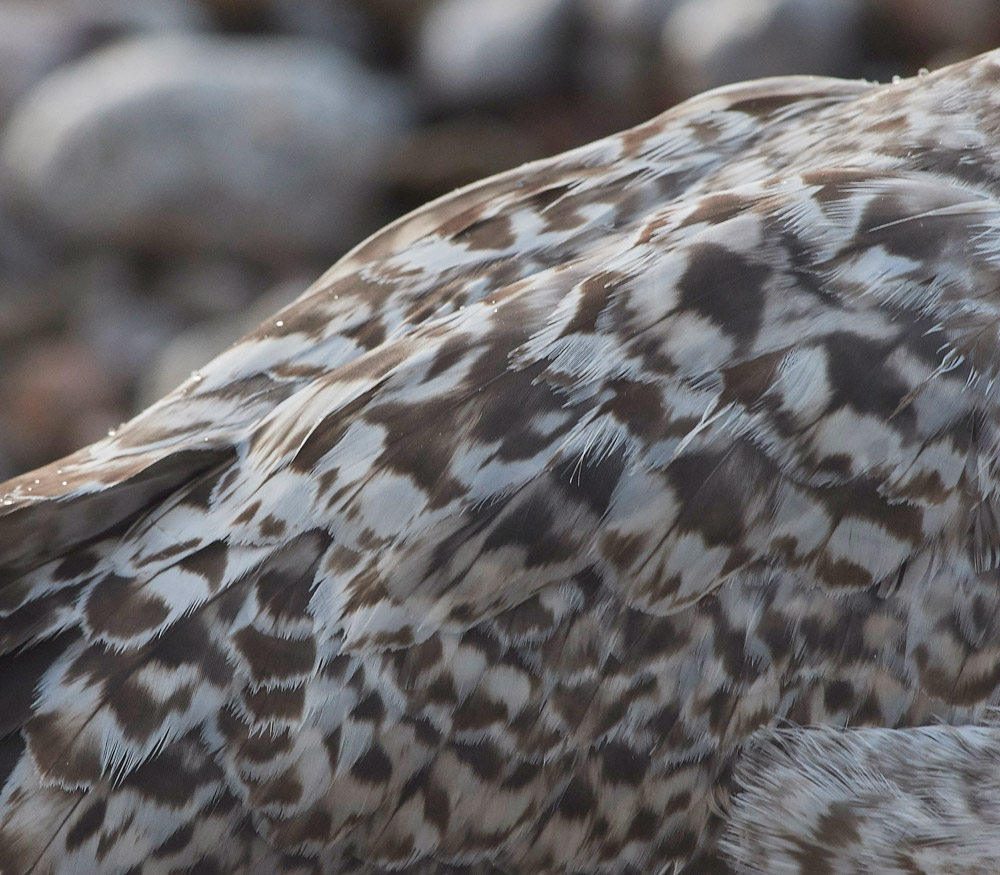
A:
4 51 1000 873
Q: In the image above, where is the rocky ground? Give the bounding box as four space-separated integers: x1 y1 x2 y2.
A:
0 0 996 477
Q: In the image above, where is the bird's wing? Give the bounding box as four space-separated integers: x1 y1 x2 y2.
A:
5 54 1000 874
0 72 871 578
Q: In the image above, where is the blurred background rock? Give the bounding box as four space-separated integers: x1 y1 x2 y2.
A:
0 0 995 478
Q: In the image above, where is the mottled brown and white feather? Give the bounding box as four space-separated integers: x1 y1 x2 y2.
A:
4 52 1000 874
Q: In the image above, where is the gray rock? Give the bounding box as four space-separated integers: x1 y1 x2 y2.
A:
1 34 411 262
0 0 209 127
661 0 863 96
0 5 78 126
417 0 573 106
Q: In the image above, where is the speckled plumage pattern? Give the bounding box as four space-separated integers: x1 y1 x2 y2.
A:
4 50 1000 874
